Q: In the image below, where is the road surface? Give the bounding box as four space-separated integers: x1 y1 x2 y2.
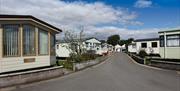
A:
13 53 180 91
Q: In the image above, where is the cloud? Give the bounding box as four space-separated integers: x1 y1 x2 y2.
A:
0 0 140 26
85 26 180 40
134 0 152 8
0 0 159 40
84 26 160 40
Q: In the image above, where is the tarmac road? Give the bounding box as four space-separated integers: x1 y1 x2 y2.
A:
13 53 180 91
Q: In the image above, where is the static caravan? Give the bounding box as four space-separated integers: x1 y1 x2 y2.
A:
128 42 136 53
158 29 180 59
85 37 101 51
114 44 125 52
56 39 87 58
56 42 72 58
0 15 62 73
101 43 113 53
133 38 160 54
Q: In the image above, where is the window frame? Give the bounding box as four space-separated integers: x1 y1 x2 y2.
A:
50 33 56 56
22 24 36 56
166 34 180 47
85 42 89 47
141 43 147 48
151 42 157 48
160 35 164 47
2 24 20 57
38 28 49 55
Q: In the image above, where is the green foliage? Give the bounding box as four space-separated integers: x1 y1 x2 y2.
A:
118 38 134 52
119 40 126 46
56 53 102 70
107 35 120 46
127 38 134 43
81 53 100 61
56 60 60 66
67 53 82 63
138 50 147 58
100 40 106 44
57 61 73 70
119 38 134 45
67 53 100 63
144 58 151 65
126 38 134 46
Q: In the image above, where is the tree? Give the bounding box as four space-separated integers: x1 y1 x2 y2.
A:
119 40 126 46
100 40 106 44
117 38 134 52
107 35 120 46
63 27 86 55
127 38 134 44
63 27 87 63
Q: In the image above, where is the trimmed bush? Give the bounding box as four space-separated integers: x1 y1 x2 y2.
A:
81 53 100 61
144 58 151 65
57 61 73 70
138 50 147 58
67 53 101 63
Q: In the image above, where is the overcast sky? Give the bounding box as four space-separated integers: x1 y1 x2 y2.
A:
0 0 179 40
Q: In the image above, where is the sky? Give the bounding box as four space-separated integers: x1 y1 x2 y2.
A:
0 0 179 40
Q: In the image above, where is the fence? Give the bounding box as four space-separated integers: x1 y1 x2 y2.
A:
127 53 144 64
127 53 180 70
149 58 180 70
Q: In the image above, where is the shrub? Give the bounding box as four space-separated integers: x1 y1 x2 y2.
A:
67 52 101 63
57 61 73 70
56 61 60 66
138 50 147 58
144 58 151 65
81 53 100 61
67 53 82 63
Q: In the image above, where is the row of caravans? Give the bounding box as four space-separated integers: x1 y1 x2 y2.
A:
0 14 179 74
128 29 180 59
55 37 127 58
56 38 114 58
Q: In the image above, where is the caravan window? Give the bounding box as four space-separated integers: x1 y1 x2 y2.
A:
166 35 180 47
152 42 157 48
141 43 147 48
23 24 36 56
38 29 49 55
3 24 20 57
